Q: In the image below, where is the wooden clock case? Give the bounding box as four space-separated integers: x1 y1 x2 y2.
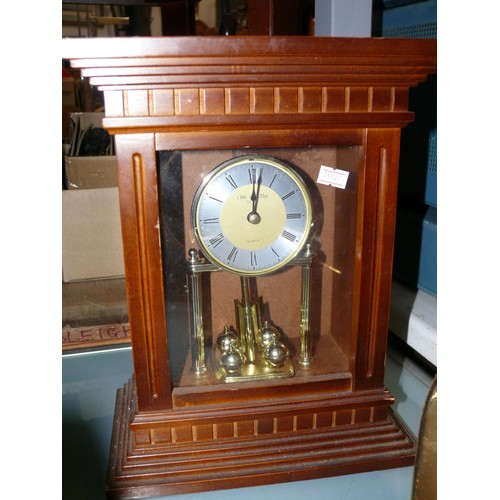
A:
62 36 436 498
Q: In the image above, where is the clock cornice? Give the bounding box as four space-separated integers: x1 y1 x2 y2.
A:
63 36 436 134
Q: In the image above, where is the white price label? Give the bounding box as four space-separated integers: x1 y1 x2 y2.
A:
316 165 350 189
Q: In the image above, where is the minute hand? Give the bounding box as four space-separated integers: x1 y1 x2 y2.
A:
248 169 262 224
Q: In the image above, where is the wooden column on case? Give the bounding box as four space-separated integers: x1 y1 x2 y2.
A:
354 128 402 391
115 133 172 411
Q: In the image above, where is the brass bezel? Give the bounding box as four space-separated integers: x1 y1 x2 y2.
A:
191 155 313 276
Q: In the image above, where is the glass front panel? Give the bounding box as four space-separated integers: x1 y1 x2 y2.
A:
158 146 363 396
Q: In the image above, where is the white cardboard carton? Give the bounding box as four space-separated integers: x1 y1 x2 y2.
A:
62 187 125 282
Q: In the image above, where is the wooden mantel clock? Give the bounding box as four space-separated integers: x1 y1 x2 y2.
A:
62 36 436 498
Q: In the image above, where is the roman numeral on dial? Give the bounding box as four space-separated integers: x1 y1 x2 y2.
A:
250 251 257 267
209 233 224 248
227 246 238 263
281 190 296 201
203 217 219 224
225 175 238 189
248 168 255 183
281 230 297 242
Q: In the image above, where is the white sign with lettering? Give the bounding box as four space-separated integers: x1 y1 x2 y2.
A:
316 165 350 190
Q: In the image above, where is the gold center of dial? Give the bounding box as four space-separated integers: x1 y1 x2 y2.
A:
220 185 286 251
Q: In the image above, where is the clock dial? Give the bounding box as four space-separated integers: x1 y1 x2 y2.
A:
191 156 313 276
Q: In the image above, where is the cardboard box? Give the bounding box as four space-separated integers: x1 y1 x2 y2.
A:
71 111 104 130
65 155 118 189
67 112 113 156
62 187 125 282
62 105 81 140
64 111 117 188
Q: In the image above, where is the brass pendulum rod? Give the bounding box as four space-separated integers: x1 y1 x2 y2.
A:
240 276 257 363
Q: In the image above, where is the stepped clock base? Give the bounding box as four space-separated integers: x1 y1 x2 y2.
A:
106 379 417 499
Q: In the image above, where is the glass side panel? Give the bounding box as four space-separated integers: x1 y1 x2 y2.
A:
158 146 363 394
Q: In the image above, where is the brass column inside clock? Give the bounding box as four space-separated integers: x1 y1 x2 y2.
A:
187 248 207 375
186 248 314 383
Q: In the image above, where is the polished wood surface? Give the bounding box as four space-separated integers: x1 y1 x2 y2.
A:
63 36 436 498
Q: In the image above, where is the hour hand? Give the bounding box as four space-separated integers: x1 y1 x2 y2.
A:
250 170 257 209
248 169 262 224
